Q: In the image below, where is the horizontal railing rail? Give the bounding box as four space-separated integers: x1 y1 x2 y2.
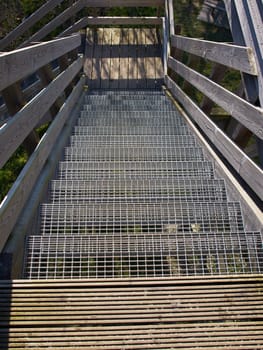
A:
0 34 84 252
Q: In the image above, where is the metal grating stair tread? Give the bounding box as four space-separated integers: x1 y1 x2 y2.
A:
24 232 262 279
58 161 216 180
50 178 227 202
23 89 262 278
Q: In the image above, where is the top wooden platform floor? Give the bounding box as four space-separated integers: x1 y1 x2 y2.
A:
84 28 164 89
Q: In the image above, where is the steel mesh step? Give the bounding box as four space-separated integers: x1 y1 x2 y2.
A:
70 135 197 147
50 179 227 203
24 232 263 279
73 126 192 136
77 118 188 128
58 161 215 180
64 146 204 161
39 202 244 235
23 89 257 280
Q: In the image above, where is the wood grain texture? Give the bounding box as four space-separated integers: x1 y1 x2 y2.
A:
83 0 164 6
0 277 262 349
171 34 257 75
0 34 81 92
86 16 162 25
83 28 163 89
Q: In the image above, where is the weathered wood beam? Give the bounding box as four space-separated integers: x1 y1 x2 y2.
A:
223 0 258 103
0 77 85 253
168 56 263 140
200 63 228 114
0 34 81 92
86 17 162 25
181 54 201 95
37 64 64 116
58 54 74 97
58 17 90 37
171 34 257 75
167 0 175 36
0 56 83 169
20 0 86 48
165 75 263 200
233 0 263 106
0 0 64 50
83 0 165 6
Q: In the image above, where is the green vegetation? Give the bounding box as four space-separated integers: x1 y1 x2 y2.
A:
0 147 28 201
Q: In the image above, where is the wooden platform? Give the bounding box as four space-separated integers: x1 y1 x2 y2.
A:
0 276 263 349
84 28 163 89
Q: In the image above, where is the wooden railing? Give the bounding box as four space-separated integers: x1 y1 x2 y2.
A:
0 0 165 51
164 0 263 201
0 34 84 252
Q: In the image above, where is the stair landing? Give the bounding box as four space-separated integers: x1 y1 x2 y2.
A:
84 28 163 89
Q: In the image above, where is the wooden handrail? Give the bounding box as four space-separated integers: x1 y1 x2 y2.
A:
84 16 162 25
0 34 81 92
170 34 257 75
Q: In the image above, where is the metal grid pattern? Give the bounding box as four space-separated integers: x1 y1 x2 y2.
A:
70 135 197 147
23 90 263 279
58 161 215 180
39 202 244 235
50 178 227 203
83 104 175 111
64 146 204 161
73 126 192 136
78 117 187 127
24 232 263 279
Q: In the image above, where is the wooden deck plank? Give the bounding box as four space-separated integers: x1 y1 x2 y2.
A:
84 28 95 83
109 28 121 89
83 28 163 89
137 28 147 89
100 28 112 89
145 28 157 89
91 28 103 89
119 28 129 89
128 28 138 89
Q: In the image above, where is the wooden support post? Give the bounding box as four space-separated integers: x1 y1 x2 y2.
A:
58 54 74 97
200 63 228 114
225 83 253 149
38 64 64 116
1 83 39 157
182 54 201 95
168 26 182 84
